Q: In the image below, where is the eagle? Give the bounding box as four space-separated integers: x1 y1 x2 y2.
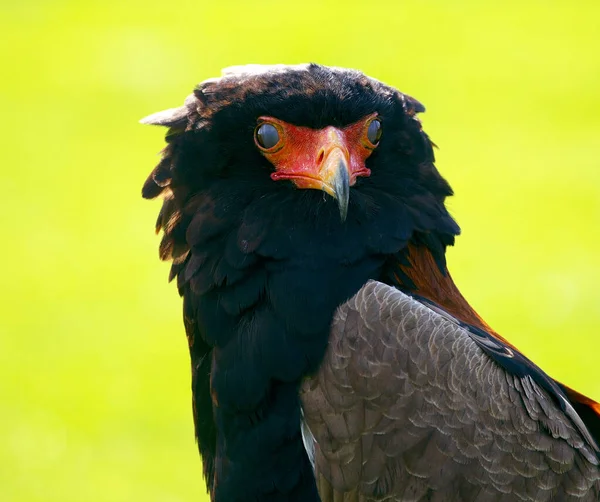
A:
141 64 600 501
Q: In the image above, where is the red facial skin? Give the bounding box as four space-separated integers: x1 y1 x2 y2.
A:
254 114 379 195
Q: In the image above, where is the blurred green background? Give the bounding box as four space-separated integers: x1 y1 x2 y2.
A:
2 1 599 501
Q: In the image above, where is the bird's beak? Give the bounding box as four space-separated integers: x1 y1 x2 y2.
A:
318 147 350 221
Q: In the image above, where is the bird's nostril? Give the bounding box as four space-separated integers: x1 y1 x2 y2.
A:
317 150 324 164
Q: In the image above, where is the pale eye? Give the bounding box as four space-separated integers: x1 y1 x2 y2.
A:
255 123 280 149
367 119 382 145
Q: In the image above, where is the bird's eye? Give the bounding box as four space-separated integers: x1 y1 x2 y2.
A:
367 119 382 146
255 123 281 150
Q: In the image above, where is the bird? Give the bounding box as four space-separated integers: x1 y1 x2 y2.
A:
141 64 600 502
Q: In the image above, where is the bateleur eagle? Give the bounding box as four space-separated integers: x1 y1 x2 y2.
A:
141 64 600 501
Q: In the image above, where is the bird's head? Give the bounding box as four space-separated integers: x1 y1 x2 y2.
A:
142 64 459 268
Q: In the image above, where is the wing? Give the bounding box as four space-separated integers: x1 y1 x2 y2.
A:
300 281 600 502
387 240 600 452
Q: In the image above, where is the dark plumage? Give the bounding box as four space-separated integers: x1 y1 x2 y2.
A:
142 64 600 501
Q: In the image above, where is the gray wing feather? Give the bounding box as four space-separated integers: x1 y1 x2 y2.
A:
300 281 600 502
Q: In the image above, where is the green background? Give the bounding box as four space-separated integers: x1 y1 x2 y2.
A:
2 1 599 501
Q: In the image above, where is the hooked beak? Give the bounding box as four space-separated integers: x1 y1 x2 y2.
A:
318 147 350 221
